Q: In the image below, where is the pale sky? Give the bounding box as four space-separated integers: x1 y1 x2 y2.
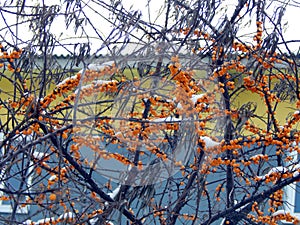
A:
1 0 300 54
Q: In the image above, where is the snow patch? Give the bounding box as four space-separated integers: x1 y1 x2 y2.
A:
191 94 205 104
36 217 55 224
293 171 300 177
291 164 300 178
107 185 121 200
235 202 250 212
87 61 114 71
22 220 33 225
0 132 33 144
106 221 114 225
200 136 220 148
92 79 117 85
89 217 98 225
74 80 117 94
58 212 75 220
48 175 57 181
257 166 288 180
32 152 48 160
176 94 206 109
152 117 182 123
57 74 78 86
272 209 286 217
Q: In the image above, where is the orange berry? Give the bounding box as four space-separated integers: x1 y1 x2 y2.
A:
62 132 68 139
35 167 42 175
49 193 56 201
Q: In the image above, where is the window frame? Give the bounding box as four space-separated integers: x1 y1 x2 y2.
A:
283 150 300 223
284 182 300 219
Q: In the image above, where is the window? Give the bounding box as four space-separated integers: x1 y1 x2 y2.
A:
285 183 300 212
284 151 300 222
0 133 34 214
295 183 300 213
0 153 34 214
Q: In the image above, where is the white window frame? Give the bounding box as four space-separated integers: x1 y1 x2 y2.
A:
283 150 300 222
284 182 300 220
